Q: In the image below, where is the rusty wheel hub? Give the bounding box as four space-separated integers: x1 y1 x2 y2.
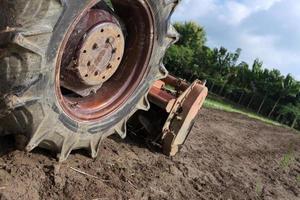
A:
60 10 125 97
56 1 154 121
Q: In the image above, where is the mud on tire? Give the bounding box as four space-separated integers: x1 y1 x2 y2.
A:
0 0 180 162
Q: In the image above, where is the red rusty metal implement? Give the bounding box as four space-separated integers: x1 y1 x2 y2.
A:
129 75 208 156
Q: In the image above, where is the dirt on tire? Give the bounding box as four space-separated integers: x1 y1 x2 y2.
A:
0 108 299 200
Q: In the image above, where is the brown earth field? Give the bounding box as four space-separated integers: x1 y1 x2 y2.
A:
0 108 300 200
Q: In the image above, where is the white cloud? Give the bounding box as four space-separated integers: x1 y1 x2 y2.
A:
174 0 281 26
248 0 282 11
173 0 216 21
220 0 282 25
238 32 300 73
218 1 250 25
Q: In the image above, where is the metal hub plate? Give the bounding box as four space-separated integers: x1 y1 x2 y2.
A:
77 22 125 86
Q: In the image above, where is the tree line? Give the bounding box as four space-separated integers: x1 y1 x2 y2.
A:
164 22 300 130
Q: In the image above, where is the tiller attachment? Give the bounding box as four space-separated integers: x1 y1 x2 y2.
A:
128 75 208 156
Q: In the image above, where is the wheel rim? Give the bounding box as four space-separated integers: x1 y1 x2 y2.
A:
55 0 155 122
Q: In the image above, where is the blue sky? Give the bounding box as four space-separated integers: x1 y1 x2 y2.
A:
172 0 300 80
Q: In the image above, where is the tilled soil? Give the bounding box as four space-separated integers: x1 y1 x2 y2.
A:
0 108 299 200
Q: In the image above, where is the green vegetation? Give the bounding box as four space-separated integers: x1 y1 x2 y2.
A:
255 180 263 197
279 103 300 129
204 97 282 127
280 151 295 169
164 22 300 130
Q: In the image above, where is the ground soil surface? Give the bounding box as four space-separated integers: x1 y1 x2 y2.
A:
0 108 300 200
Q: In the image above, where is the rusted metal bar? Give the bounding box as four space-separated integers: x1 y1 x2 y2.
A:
148 87 176 113
162 74 190 92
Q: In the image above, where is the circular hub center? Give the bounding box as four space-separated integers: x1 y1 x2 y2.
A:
77 22 125 86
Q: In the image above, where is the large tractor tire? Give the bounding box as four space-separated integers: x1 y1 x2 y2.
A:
0 0 180 161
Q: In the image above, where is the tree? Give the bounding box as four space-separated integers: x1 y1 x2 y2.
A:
245 59 262 108
174 22 206 51
279 103 300 128
205 47 241 95
268 74 300 117
165 22 207 81
255 68 281 114
164 45 194 77
235 62 251 104
256 69 271 114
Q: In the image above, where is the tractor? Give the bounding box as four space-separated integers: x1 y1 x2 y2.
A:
0 0 207 161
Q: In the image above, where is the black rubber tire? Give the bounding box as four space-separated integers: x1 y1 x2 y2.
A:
0 0 179 162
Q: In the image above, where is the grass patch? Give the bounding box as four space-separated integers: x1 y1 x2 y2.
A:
255 180 263 197
280 151 295 169
203 96 283 127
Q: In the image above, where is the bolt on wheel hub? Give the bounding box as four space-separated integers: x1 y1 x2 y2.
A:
77 22 125 86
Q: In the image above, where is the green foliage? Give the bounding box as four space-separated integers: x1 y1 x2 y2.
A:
255 180 263 196
279 103 300 128
164 45 194 77
280 151 295 169
174 21 206 51
164 21 300 130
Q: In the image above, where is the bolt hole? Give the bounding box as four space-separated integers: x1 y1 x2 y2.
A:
102 76 106 79
117 57 121 60
112 48 117 54
106 64 112 69
101 29 104 32
83 50 87 53
92 43 98 50
87 61 91 66
117 34 121 38
94 71 99 76
85 74 88 77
